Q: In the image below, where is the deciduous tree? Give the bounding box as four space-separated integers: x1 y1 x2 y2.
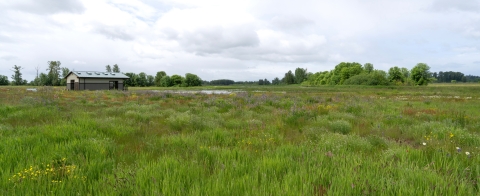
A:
184 73 202 87
410 63 431 86
112 64 120 73
47 61 61 86
294 67 308 84
170 74 183 86
388 66 404 83
160 76 172 87
11 65 24 85
154 71 167 87
0 75 9 85
282 70 295 84
364 63 374 74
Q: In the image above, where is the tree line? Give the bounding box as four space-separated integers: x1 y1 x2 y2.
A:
1 62 479 86
0 62 71 86
124 71 202 87
282 63 479 86
0 62 202 87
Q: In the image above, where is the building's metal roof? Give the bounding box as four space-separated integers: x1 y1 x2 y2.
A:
65 71 130 79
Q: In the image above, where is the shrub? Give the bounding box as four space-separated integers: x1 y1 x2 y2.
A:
330 120 352 134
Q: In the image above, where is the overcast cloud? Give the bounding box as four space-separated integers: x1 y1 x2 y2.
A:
1 0 479 81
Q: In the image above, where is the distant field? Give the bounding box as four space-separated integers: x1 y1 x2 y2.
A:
0 85 479 195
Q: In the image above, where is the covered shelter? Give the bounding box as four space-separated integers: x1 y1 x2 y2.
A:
64 71 129 90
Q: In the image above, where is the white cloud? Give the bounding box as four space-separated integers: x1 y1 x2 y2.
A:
1 0 480 82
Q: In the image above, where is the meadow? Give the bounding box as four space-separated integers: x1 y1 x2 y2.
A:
0 84 479 195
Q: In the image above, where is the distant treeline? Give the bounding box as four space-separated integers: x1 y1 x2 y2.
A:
202 63 480 86
432 71 480 83
125 71 202 87
2 62 480 87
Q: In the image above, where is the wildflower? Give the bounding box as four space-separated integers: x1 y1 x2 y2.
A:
449 133 454 138
465 152 470 156
422 142 426 146
456 147 461 152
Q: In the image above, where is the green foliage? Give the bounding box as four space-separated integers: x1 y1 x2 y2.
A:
125 73 138 87
330 120 352 134
46 61 61 86
160 75 172 87
282 70 295 84
146 75 155 87
105 65 111 72
364 63 374 74
272 77 281 85
209 79 234 85
184 73 202 87
136 72 148 87
170 75 183 86
388 66 404 83
436 71 465 83
343 71 390 86
332 62 364 84
112 64 120 73
154 71 167 87
1 85 480 195
0 75 9 85
411 63 431 86
11 65 24 85
294 67 308 84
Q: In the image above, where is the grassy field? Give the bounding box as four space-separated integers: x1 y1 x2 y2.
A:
1 85 479 195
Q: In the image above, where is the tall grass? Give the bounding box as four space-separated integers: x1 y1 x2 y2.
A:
0 85 479 195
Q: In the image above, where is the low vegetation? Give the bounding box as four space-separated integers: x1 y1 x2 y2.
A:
1 85 479 195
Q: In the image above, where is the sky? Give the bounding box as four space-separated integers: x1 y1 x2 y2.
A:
1 0 480 82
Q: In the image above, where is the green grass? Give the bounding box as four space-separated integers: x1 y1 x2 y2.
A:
1 85 479 195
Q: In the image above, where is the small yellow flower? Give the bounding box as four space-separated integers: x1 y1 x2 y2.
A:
450 133 454 138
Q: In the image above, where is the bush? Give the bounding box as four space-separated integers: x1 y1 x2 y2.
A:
343 73 390 86
330 120 352 134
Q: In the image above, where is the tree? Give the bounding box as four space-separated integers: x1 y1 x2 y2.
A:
264 78 270 85
154 71 167 87
60 67 70 86
272 77 281 85
294 67 308 84
170 74 183 86
160 76 172 87
184 73 202 87
388 66 404 83
329 62 363 84
400 67 410 79
147 75 155 86
106 65 112 72
410 63 431 86
364 63 374 74
125 72 138 87
112 64 120 73
136 72 147 87
11 65 24 85
39 73 48 86
210 79 234 85
282 70 295 84
0 75 9 85
47 61 61 86
258 79 264 85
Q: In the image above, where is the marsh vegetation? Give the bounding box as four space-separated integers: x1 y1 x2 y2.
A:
1 85 479 195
